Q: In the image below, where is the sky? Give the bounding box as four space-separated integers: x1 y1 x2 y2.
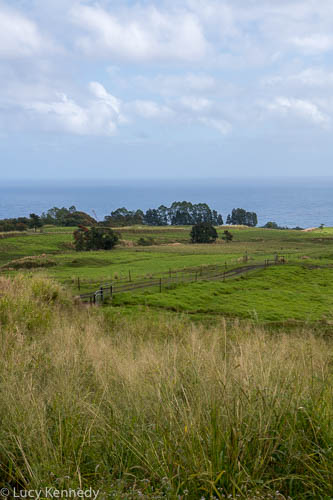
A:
1 0 333 181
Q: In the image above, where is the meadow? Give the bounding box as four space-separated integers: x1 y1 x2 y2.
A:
1 225 333 324
0 274 332 499
1 225 333 498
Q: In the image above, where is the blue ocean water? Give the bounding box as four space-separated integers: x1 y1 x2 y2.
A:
0 177 332 228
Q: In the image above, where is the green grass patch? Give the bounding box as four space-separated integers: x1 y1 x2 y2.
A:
113 264 333 323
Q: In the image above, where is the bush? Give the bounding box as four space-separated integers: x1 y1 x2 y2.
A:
137 237 155 246
73 226 119 251
190 222 218 243
222 229 233 242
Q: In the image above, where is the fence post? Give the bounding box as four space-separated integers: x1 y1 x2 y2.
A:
100 286 104 303
93 293 96 304
129 270 132 282
159 278 162 293
110 285 113 299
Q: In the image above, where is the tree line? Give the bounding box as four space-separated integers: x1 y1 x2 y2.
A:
0 203 259 232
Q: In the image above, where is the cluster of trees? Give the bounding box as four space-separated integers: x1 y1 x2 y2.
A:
102 202 223 227
41 206 96 227
190 222 233 244
0 213 43 232
1 203 259 234
73 226 119 251
263 221 303 230
226 208 258 227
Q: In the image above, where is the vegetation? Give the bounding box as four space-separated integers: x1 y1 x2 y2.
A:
190 222 218 243
0 274 332 499
226 208 258 227
222 229 233 242
2 221 333 497
73 226 119 251
102 201 224 227
41 205 97 226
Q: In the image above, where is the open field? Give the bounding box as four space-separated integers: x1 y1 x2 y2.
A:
1 274 333 499
1 225 333 326
113 264 333 324
2 227 333 497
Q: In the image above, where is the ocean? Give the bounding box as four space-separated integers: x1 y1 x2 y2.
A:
1 177 332 228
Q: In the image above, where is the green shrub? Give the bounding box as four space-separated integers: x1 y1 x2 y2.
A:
73 226 119 251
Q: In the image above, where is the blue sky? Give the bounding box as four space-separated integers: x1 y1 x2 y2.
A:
1 0 333 180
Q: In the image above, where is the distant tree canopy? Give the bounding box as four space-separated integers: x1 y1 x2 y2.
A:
73 226 119 251
102 208 144 227
102 201 223 227
263 221 280 229
41 206 96 227
0 215 43 232
226 208 258 227
29 213 43 231
190 222 218 244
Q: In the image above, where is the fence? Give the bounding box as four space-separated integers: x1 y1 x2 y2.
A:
79 255 286 305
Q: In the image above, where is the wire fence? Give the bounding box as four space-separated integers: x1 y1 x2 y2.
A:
79 255 286 305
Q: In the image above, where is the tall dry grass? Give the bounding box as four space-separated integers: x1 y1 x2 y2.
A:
0 274 332 499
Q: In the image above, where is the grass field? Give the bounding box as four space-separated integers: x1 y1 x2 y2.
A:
1 226 333 498
1 225 333 325
1 274 333 499
112 264 333 324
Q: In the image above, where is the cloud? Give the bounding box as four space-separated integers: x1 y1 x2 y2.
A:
0 5 44 58
266 97 330 127
199 117 232 135
263 68 333 88
129 100 173 119
132 73 217 96
71 4 208 62
180 96 212 112
22 83 125 136
290 35 333 54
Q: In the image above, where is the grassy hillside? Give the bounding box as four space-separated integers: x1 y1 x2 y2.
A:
2 225 333 326
1 274 333 499
113 264 333 324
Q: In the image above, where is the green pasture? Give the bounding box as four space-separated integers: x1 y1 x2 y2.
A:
112 264 333 323
1 225 333 324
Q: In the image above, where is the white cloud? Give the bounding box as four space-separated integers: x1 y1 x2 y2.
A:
291 35 333 54
71 4 208 62
22 83 124 136
199 117 232 135
266 97 330 127
180 96 212 112
133 73 217 96
0 5 44 58
263 68 333 88
129 100 173 119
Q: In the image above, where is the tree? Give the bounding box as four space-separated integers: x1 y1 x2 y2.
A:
222 230 233 243
103 208 144 227
29 213 43 231
263 221 279 229
227 208 258 227
73 226 119 251
190 222 218 243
